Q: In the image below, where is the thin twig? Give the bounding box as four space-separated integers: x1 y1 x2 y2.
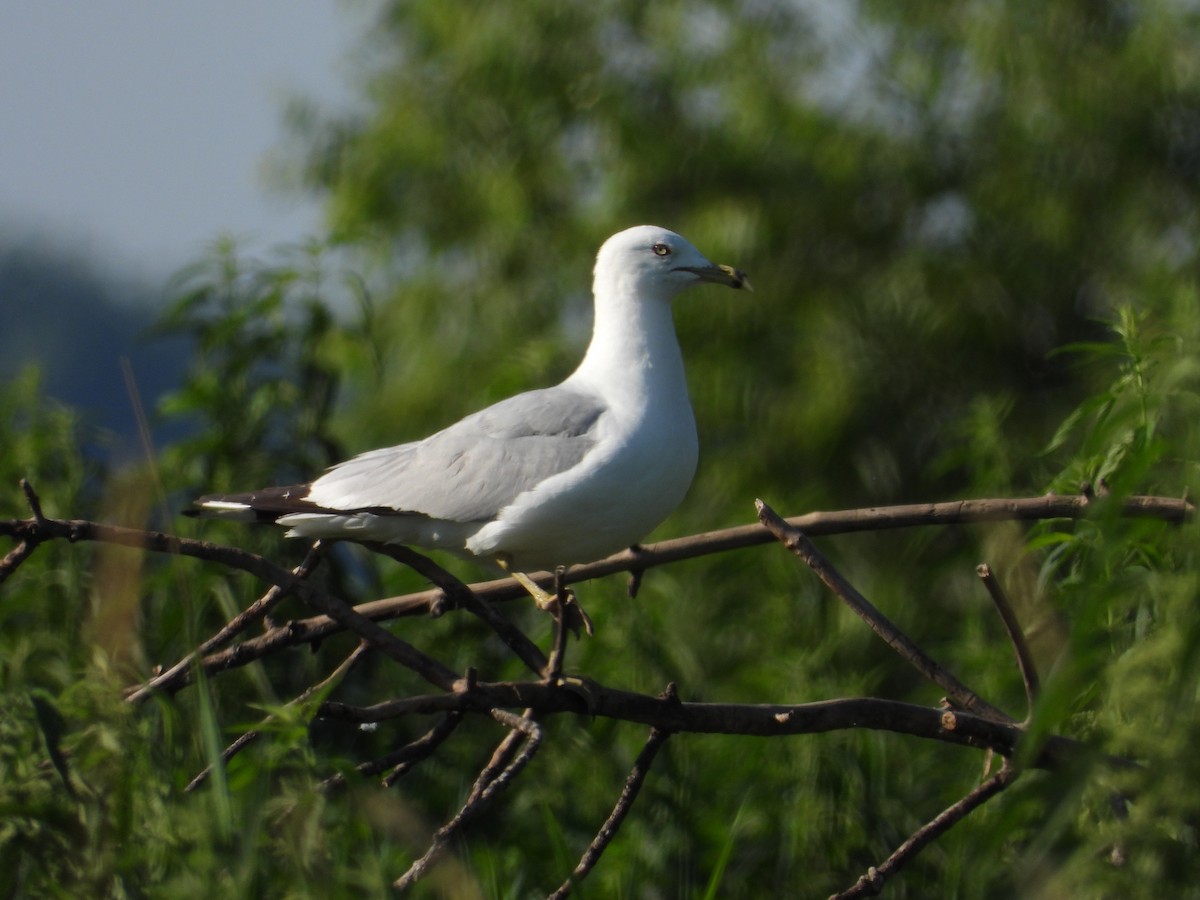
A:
757 500 1013 724
20 479 46 525
477 710 542 799
297 566 460 692
545 609 570 684
359 541 474 610
976 564 1040 718
185 640 371 792
625 544 646 598
381 713 464 787
0 540 36 586
184 732 261 793
322 714 465 792
832 761 1018 899
559 565 594 638
550 696 674 898
363 541 549 675
544 569 574 682
126 543 328 702
394 711 543 891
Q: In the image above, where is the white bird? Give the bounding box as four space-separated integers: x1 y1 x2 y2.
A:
189 225 748 608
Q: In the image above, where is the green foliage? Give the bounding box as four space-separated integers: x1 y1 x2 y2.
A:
0 370 98 693
4 1 1200 896
156 237 350 496
0 368 96 521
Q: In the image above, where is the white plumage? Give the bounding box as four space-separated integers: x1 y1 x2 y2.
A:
189 225 748 573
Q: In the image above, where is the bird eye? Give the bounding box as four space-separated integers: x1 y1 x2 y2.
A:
652 242 671 257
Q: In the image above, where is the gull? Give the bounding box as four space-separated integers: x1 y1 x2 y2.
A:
188 225 749 614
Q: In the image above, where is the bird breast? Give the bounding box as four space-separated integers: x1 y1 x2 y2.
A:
466 399 699 570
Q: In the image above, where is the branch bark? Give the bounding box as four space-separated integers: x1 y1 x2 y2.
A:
833 761 1018 899
10 492 1159 690
757 500 1014 724
393 710 543 891
319 682 1077 768
977 563 1040 719
549 723 672 898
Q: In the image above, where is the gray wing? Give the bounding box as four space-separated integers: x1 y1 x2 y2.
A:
306 385 606 522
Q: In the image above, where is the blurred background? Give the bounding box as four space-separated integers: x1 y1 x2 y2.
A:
3 2 1200 896
0 2 352 453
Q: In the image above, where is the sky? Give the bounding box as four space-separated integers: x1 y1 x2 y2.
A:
0 2 362 290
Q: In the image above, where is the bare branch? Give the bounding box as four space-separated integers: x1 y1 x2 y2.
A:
380 713 464 787
20 479 46 525
560 493 1193 587
126 543 328 702
291 549 460 691
362 540 550 676
0 481 49 585
625 543 646 598
192 493 1193 675
394 711 543 891
3 488 1152 893
358 541 473 608
976 564 1040 718
184 732 261 794
545 603 570 684
543 567 581 682
0 539 36 586
0 514 330 594
4 494 1190 568
757 500 1013 724
0 518 460 692
320 712 464 792
833 761 1018 899
320 680 1084 768
550 699 674 898
2 493 1188 688
185 640 372 792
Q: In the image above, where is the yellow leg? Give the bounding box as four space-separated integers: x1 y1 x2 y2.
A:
497 557 593 636
496 557 557 609
511 571 559 611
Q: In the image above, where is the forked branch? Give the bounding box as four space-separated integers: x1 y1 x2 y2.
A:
756 500 1014 724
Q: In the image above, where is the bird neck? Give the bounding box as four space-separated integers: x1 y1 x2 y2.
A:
569 279 688 413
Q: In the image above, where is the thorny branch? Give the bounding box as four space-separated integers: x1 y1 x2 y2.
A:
1 485 1187 893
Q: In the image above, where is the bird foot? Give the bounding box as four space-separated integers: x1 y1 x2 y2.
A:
508 571 594 637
